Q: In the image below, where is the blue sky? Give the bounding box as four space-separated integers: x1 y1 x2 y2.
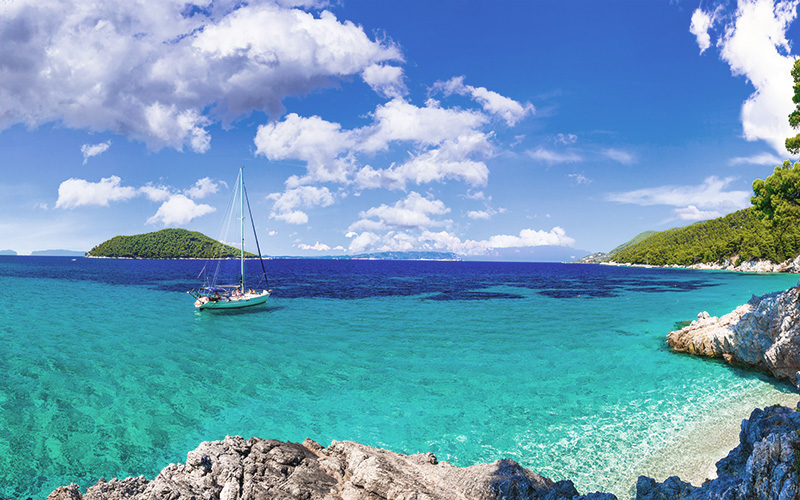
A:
1 0 798 257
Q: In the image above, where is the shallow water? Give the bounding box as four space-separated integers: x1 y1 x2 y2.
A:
0 257 797 498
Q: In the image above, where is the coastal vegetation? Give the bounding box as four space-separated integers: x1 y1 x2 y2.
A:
610 208 785 266
609 61 800 268
86 228 255 259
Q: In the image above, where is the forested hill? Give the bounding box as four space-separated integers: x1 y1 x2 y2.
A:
87 229 256 259
610 207 796 266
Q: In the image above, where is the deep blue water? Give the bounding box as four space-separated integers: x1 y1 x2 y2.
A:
1 257 797 498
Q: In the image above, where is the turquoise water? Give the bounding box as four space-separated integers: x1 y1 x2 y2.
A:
1 258 798 498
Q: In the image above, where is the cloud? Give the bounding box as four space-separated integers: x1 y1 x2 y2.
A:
362 64 407 99
467 210 491 220
255 113 356 184
139 184 172 202
432 76 534 126
345 226 574 255
146 194 215 225
527 147 582 164
730 151 784 165
348 191 451 232
185 177 221 199
0 1 401 152
80 141 111 165
267 185 336 224
485 227 574 249
602 148 635 164
296 241 332 251
56 175 221 226
693 0 799 156
555 134 578 145
606 176 751 212
256 97 495 190
55 176 137 208
674 205 722 221
690 8 715 53
568 173 592 185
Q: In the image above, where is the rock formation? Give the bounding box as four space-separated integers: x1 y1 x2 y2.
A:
49 403 800 500
47 437 610 500
667 286 800 385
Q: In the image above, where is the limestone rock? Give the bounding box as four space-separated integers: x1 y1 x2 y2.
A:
50 436 600 500
667 287 800 384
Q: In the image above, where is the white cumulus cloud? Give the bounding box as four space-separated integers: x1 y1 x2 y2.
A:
55 176 137 208
267 185 336 224
0 1 401 152
147 194 215 225
185 177 221 199
296 241 332 251
674 205 722 221
348 191 451 232
692 0 799 156
432 76 534 126
690 8 716 53
362 64 407 99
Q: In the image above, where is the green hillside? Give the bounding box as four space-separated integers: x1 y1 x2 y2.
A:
87 228 256 259
610 207 792 266
608 231 658 255
574 231 658 263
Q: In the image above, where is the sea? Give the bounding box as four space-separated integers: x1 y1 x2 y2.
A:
1 256 799 499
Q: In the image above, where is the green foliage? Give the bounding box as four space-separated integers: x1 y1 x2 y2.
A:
610 208 788 265
751 160 800 260
86 228 257 259
608 231 658 255
787 59 800 154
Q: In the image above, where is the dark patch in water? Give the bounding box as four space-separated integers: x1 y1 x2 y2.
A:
425 291 525 301
0 257 724 302
672 320 692 330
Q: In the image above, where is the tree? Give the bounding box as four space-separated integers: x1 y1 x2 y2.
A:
751 161 800 261
787 59 800 154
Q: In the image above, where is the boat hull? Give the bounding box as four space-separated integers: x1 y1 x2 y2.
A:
197 292 270 310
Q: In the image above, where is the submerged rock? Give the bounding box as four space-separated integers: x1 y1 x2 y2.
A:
667 286 800 385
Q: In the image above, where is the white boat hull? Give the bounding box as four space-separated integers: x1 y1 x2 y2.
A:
197 291 270 310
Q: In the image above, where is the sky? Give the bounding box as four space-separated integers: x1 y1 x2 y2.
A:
1 0 799 257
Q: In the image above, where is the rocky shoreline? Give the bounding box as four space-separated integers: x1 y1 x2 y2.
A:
605 255 800 273
50 285 800 500
48 402 800 500
667 285 800 387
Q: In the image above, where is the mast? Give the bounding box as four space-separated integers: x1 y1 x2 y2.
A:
240 166 245 291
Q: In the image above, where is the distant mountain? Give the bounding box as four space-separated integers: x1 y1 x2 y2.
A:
87 228 256 259
31 249 85 256
0 249 17 256
464 245 592 263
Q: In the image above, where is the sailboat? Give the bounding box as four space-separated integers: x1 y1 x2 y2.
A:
188 167 270 310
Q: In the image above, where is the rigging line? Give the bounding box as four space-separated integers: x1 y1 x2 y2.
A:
242 181 270 290
208 170 239 286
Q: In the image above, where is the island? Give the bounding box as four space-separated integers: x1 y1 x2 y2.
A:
86 228 255 259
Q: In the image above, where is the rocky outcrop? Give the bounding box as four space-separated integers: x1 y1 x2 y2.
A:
50 404 800 500
636 405 800 500
667 286 800 385
48 437 607 500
